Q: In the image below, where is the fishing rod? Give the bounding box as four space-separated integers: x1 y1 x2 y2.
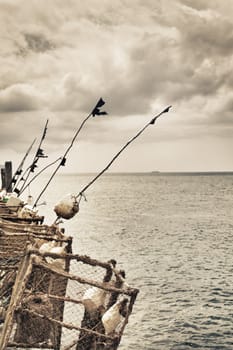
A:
14 119 49 196
10 138 36 192
53 105 171 222
33 98 107 208
19 156 62 196
76 105 172 202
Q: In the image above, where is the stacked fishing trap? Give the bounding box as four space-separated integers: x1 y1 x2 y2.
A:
0 216 138 350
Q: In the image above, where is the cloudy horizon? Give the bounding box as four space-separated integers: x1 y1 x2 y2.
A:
1 0 233 174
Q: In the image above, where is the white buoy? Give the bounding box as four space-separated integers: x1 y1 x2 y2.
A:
39 240 57 255
18 204 38 219
39 241 66 269
0 189 6 199
82 287 107 313
54 194 79 219
27 195 34 206
46 245 66 269
102 298 128 335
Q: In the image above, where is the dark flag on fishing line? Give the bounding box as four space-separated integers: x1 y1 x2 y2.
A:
60 157 66 166
36 148 47 158
12 170 22 184
91 97 108 117
30 161 38 173
33 98 108 208
13 188 20 195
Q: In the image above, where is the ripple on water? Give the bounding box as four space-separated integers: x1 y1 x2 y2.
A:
37 174 233 350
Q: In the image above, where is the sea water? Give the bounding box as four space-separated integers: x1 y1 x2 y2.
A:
35 173 233 349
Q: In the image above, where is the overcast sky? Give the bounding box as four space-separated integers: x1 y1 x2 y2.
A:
0 0 233 173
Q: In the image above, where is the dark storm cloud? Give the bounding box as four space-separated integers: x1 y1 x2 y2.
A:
1 0 233 171
0 84 44 112
24 33 55 53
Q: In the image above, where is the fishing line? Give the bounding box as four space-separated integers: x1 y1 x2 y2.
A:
75 105 172 204
11 138 36 192
33 98 107 208
14 119 49 196
53 105 171 222
20 157 62 196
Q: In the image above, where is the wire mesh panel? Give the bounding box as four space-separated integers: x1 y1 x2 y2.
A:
1 249 138 350
0 217 138 350
0 220 72 349
12 264 68 348
0 232 28 335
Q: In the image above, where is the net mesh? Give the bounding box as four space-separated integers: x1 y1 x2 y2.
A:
0 219 138 350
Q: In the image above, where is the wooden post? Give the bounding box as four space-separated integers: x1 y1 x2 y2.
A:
1 167 6 189
5 161 12 192
0 252 33 350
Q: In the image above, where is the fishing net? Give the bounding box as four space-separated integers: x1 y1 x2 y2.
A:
0 219 138 350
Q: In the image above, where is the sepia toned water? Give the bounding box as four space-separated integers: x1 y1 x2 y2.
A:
36 173 233 350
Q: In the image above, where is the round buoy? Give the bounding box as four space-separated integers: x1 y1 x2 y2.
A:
54 194 79 219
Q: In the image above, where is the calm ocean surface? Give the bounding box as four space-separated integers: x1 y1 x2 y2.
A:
34 173 233 350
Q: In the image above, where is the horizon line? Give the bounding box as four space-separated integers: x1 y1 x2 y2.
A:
49 170 233 175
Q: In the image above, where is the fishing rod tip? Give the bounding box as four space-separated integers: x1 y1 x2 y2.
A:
150 105 172 125
163 105 172 113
